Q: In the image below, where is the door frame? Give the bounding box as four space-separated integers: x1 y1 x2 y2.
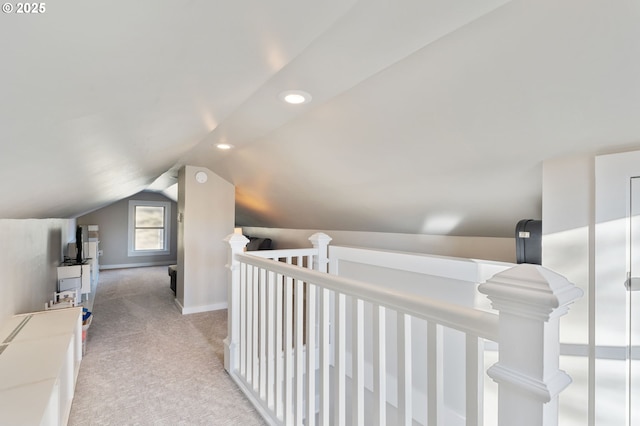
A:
595 150 640 425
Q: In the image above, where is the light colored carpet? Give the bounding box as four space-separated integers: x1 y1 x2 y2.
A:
68 266 266 426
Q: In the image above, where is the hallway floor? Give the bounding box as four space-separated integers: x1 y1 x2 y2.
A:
68 266 265 425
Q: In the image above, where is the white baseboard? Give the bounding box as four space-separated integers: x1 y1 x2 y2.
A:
174 298 185 313
173 298 227 315
100 260 177 270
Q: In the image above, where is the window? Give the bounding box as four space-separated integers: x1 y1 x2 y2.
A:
128 200 171 256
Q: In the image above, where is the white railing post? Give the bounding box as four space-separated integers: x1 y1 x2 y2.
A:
224 233 249 373
308 232 332 424
478 264 583 426
309 232 332 272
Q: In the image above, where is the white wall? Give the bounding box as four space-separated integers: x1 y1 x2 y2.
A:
542 155 593 426
0 219 73 325
177 168 186 307
177 166 234 314
241 227 516 263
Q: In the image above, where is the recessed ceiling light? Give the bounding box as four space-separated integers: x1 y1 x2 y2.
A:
216 143 233 150
279 90 312 105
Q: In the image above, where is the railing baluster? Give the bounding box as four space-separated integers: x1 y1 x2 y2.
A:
466 334 483 426
259 268 267 400
267 270 276 410
246 264 254 386
240 262 247 378
294 278 305 425
319 288 331 426
335 293 346 426
276 273 284 420
352 298 365 426
373 304 386 425
284 275 294 425
398 312 412 426
427 322 443 426
252 266 260 390
306 282 317 426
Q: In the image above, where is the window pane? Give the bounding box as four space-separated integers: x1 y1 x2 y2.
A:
135 206 164 228
135 229 164 250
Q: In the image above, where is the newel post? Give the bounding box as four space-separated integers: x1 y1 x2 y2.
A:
308 232 332 272
478 264 583 426
223 233 249 373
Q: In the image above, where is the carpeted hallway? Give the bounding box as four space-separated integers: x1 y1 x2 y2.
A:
68 266 265 425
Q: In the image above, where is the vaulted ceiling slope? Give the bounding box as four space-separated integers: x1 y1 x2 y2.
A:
2 0 640 237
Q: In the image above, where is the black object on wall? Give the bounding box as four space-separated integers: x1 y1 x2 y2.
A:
515 219 542 265
75 226 83 264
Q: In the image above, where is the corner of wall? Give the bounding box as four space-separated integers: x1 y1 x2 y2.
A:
0 218 74 324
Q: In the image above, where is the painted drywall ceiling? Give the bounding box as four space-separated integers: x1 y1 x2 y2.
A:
2 0 640 237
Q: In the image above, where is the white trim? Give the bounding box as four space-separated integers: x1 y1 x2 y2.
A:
100 260 176 270
174 298 228 315
174 297 185 313
127 200 171 257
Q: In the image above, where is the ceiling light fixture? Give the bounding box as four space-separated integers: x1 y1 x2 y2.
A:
216 143 233 150
279 90 312 105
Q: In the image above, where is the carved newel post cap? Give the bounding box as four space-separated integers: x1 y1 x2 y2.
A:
308 232 332 245
224 233 249 249
478 264 584 321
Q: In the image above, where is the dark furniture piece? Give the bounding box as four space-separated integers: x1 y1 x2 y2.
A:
168 265 177 295
515 219 542 265
246 237 273 251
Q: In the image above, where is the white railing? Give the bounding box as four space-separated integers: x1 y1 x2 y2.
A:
224 233 583 426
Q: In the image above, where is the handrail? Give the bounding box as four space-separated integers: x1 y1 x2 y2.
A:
247 247 317 258
237 252 499 341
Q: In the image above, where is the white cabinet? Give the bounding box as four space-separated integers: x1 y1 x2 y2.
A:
68 240 100 293
0 308 82 426
57 264 91 297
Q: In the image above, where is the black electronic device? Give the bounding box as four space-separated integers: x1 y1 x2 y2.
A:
515 219 542 265
75 226 83 264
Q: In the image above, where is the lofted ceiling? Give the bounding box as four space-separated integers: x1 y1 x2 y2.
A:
2 0 640 237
